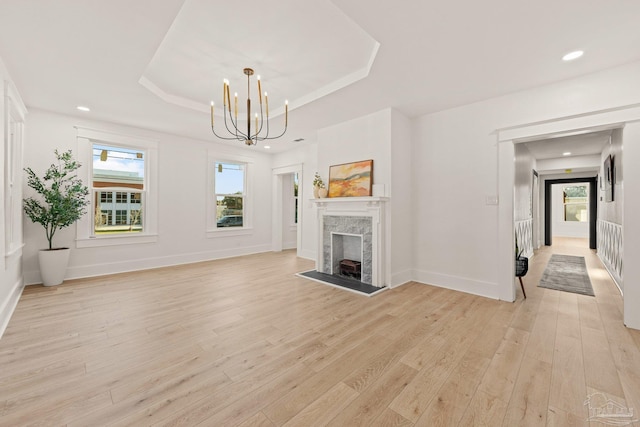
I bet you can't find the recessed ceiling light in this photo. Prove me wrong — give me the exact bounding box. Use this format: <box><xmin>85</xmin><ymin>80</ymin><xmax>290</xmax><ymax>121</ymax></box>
<box><xmin>76</xmin><ymin>105</ymin><xmax>91</xmax><ymax>112</ymax></box>
<box><xmin>563</xmin><ymin>152</ymin><xmax>572</xmax><ymax>156</ymax></box>
<box><xmin>264</xmin><ymin>145</ymin><xmax>271</xmax><ymax>149</ymax></box>
<box><xmin>562</xmin><ymin>50</ymin><xmax>583</xmax><ymax>61</ymax></box>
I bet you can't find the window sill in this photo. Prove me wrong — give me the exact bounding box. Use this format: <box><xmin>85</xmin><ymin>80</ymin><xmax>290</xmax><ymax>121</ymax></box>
<box><xmin>76</xmin><ymin>234</ymin><xmax>158</xmax><ymax>248</ymax></box>
<box><xmin>206</xmin><ymin>227</ymin><xmax>253</xmax><ymax>238</ymax></box>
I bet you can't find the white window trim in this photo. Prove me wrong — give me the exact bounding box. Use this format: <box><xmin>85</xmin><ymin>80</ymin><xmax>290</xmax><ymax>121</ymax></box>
<box><xmin>75</xmin><ymin>127</ymin><xmax>158</xmax><ymax>248</ymax></box>
<box><xmin>4</xmin><ymin>80</ymin><xmax>27</xmax><ymax>264</ymax></box>
<box><xmin>206</xmin><ymin>151</ymin><xmax>253</xmax><ymax>238</ymax></box>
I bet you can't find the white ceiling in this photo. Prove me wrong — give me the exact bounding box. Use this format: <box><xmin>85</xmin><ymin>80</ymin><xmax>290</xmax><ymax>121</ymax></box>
<box><xmin>1</xmin><ymin>0</ymin><xmax>640</xmax><ymax>153</ymax></box>
<box><xmin>524</xmin><ymin>130</ymin><xmax>612</xmax><ymax>160</ymax></box>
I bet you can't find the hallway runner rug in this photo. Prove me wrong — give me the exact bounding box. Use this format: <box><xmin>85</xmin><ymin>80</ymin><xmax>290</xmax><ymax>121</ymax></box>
<box><xmin>538</xmin><ymin>254</ymin><xmax>595</xmax><ymax>296</ymax></box>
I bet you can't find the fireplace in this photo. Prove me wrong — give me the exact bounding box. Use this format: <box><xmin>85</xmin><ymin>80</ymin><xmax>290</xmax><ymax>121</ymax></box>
<box><xmin>331</xmin><ymin>232</ymin><xmax>363</xmax><ymax>279</ymax></box>
<box><xmin>312</xmin><ymin>197</ymin><xmax>388</xmax><ymax>287</ymax></box>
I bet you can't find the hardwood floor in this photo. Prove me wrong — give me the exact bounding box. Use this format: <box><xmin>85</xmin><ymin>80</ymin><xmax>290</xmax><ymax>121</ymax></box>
<box><xmin>1</xmin><ymin>238</ymin><xmax>639</xmax><ymax>426</ymax></box>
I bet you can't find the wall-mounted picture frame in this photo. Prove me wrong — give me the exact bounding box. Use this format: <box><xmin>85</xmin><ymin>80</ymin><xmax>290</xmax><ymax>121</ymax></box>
<box><xmin>604</xmin><ymin>154</ymin><xmax>615</xmax><ymax>202</ymax></box>
<box><xmin>328</xmin><ymin>159</ymin><xmax>373</xmax><ymax>197</ymax></box>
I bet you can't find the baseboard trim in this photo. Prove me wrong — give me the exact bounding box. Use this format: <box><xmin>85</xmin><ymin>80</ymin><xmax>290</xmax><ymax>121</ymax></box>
<box><xmin>598</xmin><ymin>253</ymin><xmax>623</xmax><ymax>296</ymax></box>
<box><xmin>298</xmin><ymin>249</ymin><xmax>316</xmax><ymax>262</ymax></box>
<box><xmin>0</xmin><ymin>278</ymin><xmax>25</xmax><ymax>339</ymax></box>
<box><xmin>412</xmin><ymin>269</ymin><xmax>500</xmax><ymax>300</ymax></box>
<box><xmin>390</xmin><ymin>269</ymin><xmax>413</xmax><ymax>288</ymax></box>
<box><xmin>24</xmin><ymin>244</ymin><xmax>273</xmax><ymax>285</ymax></box>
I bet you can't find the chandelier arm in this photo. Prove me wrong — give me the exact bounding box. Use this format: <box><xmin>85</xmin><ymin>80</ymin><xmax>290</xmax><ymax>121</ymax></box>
<box><xmin>211</xmin><ymin>126</ymin><xmax>246</xmax><ymax>141</ymax></box>
<box><xmin>255</xmin><ymin>97</ymin><xmax>265</xmax><ymax>137</ymax></box>
<box><xmin>256</xmin><ymin>122</ymin><xmax>288</xmax><ymax>141</ymax></box>
<box><xmin>263</xmin><ymin>109</ymin><xmax>271</xmax><ymax>139</ymax></box>
<box><xmin>222</xmin><ymin>103</ymin><xmax>247</xmax><ymax>141</ymax></box>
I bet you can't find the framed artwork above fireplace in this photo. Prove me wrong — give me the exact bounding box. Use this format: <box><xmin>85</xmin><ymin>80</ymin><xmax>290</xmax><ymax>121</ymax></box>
<box><xmin>328</xmin><ymin>159</ymin><xmax>373</xmax><ymax>197</ymax></box>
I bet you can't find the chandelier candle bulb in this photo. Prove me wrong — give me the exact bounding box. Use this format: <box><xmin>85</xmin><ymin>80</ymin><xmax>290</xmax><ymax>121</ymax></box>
<box><xmin>265</xmin><ymin>92</ymin><xmax>269</xmax><ymax>117</ymax></box>
<box><xmin>234</xmin><ymin>92</ymin><xmax>238</xmax><ymax>118</ymax></box>
<box><xmin>210</xmin><ymin>102</ymin><xmax>214</xmax><ymax>126</ymax></box>
<box><xmin>224</xmin><ymin>79</ymin><xmax>230</xmax><ymax>108</ymax></box>
<box><xmin>257</xmin><ymin>76</ymin><xmax>262</xmax><ymax>104</ymax></box>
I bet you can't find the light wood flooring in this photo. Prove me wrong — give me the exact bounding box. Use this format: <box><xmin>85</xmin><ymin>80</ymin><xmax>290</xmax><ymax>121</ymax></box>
<box><xmin>1</xmin><ymin>237</ymin><xmax>639</xmax><ymax>426</ymax></box>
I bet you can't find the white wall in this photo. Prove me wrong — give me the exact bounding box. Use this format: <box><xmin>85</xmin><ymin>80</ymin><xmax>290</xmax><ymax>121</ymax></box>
<box><xmin>413</xmin><ymin>105</ymin><xmax>502</xmax><ymax>298</ymax></box>
<box><xmin>599</xmin><ymin>128</ymin><xmax>623</xmax><ymax>224</ymax></box>
<box><xmin>22</xmin><ymin>109</ymin><xmax>275</xmax><ymax>284</ymax></box>
<box><xmin>317</xmin><ymin>108</ymin><xmax>392</xmax><ymax>195</ymax></box>
<box><xmin>596</xmin><ymin>127</ymin><xmax>624</xmax><ymax>293</ymax></box>
<box><xmin>416</xmin><ymin>60</ymin><xmax>640</xmax><ymax>301</ymax></box>
<box><xmin>514</xmin><ymin>144</ymin><xmax>534</xmax><ymax>222</ymax></box>
<box><xmin>0</xmin><ymin>57</ymin><xmax>25</xmax><ymax>337</ymax></box>
<box><xmin>389</xmin><ymin>109</ymin><xmax>413</xmax><ymax>286</ymax></box>
<box><xmin>623</xmin><ymin>122</ymin><xmax>640</xmax><ymax>329</ymax></box>
<box><xmin>514</xmin><ymin>144</ymin><xmax>535</xmax><ymax>259</ymax></box>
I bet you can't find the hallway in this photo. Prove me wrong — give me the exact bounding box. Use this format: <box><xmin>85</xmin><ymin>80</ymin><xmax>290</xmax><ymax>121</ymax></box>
<box><xmin>513</xmin><ymin>236</ymin><xmax>639</xmax><ymax>424</ymax></box>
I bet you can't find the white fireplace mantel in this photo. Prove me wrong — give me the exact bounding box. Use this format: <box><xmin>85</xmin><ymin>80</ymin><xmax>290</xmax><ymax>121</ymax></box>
<box><xmin>311</xmin><ymin>196</ymin><xmax>389</xmax><ymax>207</ymax></box>
<box><xmin>312</xmin><ymin>196</ymin><xmax>389</xmax><ymax>287</ymax></box>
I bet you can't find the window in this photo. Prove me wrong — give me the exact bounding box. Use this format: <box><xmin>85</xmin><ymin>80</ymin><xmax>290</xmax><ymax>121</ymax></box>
<box><xmin>563</xmin><ymin>185</ymin><xmax>588</xmax><ymax>222</ymax></box>
<box><xmin>100</xmin><ymin>192</ymin><xmax>112</xmax><ymax>203</ymax></box>
<box><xmin>76</xmin><ymin>127</ymin><xmax>158</xmax><ymax>247</ymax></box>
<box><xmin>214</xmin><ymin>162</ymin><xmax>245</xmax><ymax>228</ymax></box>
<box><xmin>207</xmin><ymin>153</ymin><xmax>252</xmax><ymax>236</ymax></box>
<box><xmin>92</xmin><ymin>144</ymin><xmax>145</xmax><ymax>234</ymax></box>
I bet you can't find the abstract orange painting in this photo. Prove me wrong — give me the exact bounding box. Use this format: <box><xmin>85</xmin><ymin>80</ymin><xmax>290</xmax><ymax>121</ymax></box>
<box><xmin>328</xmin><ymin>160</ymin><xmax>373</xmax><ymax>197</ymax></box>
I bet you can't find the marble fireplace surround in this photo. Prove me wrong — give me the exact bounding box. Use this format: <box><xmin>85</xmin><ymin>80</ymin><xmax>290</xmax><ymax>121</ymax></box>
<box><xmin>312</xmin><ymin>197</ymin><xmax>388</xmax><ymax>287</ymax></box>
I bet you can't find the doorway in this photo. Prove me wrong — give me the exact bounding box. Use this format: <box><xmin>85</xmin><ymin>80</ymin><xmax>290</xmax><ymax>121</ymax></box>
<box><xmin>272</xmin><ymin>164</ymin><xmax>303</xmax><ymax>255</ymax></box>
<box><xmin>497</xmin><ymin>105</ymin><xmax>640</xmax><ymax>327</ymax></box>
<box><xmin>544</xmin><ymin>177</ymin><xmax>597</xmax><ymax>249</ymax></box>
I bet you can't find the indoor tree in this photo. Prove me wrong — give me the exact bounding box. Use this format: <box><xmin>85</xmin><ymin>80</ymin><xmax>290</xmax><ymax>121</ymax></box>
<box><xmin>23</xmin><ymin>149</ymin><xmax>90</xmax><ymax>250</ymax></box>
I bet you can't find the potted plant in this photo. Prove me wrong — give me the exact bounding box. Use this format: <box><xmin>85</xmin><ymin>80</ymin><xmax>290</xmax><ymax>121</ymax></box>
<box><xmin>313</xmin><ymin>172</ymin><xmax>327</xmax><ymax>198</ymax></box>
<box><xmin>23</xmin><ymin>149</ymin><xmax>90</xmax><ymax>286</ymax></box>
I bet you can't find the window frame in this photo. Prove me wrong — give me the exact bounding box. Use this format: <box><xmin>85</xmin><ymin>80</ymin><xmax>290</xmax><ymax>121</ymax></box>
<box><xmin>76</xmin><ymin>127</ymin><xmax>158</xmax><ymax>247</ymax></box>
<box><xmin>3</xmin><ymin>81</ymin><xmax>27</xmax><ymax>263</ymax></box>
<box><xmin>206</xmin><ymin>152</ymin><xmax>253</xmax><ymax>237</ymax></box>
<box><xmin>562</xmin><ymin>184</ymin><xmax>589</xmax><ymax>223</ymax></box>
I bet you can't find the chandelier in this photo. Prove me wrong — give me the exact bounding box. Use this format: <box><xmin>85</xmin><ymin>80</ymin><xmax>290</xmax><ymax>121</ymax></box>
<box><xmin>210</xmin><ymin>68</ymin><xmax>288</xmax><ymax>146</ymax></box>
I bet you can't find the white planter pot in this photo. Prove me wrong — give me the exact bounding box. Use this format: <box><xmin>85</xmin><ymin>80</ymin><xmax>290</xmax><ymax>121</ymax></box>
<box><xmin>38</xmin><ymin>248</ymin><xmax>71</xmax><ymax>286</ymax></box>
